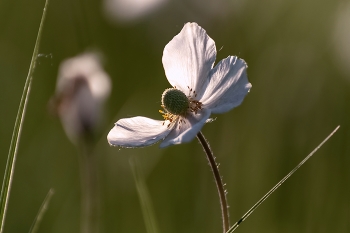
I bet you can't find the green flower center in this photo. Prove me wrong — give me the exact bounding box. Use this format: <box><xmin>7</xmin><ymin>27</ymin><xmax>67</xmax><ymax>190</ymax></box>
<box><xmin>161</xmin><ymin>88</ymin><xmax>189</xmax><ymax>115</ymax></box>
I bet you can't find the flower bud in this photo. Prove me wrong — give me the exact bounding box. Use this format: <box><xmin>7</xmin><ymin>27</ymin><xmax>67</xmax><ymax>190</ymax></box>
<box><xmin>53</xmin><ymin>53</ymin><xmax>111</xmax><ymax>143</ymax></box>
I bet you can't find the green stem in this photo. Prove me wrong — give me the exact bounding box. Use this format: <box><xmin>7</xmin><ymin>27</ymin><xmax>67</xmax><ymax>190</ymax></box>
<box><xmin>197</xmin><ymin>131</ymin><xmax>229</xmax><ymax>233</ymax></box>
<box><xmin>78</xmin><ymin>142</ymin><xmax>99</xmax><ymax>233</ymax></box>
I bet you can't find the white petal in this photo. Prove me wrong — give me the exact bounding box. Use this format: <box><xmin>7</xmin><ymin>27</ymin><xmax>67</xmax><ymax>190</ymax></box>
<box><xmin>162</xmin><ymin>23</ymin><xmax>216</xmax><ymax>94</ymax></box>
<box><xmin>159</xmin><ymin>109</ymin><xmax>211</xmax><ymax>148</ymax></box>
<box><xmin>107</xmin><ymin>116</ymin><xmax>171</xmax><ymax>148</ymax></box>
<box><xmin>200</xmin><ymin>56</ymin><xmax>252</xmax><ymax>114</ymax></box>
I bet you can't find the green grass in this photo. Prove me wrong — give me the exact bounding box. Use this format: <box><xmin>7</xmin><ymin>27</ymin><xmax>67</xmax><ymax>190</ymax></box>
<box><xmin>0</xmin><ymin>0</ymin><xmax>49</xmax><ymax>232</ymax></box>
<box><xmin>227</xmin><ymin>126</ymin><xmax>340</xmax><ymax>232</ymax></box>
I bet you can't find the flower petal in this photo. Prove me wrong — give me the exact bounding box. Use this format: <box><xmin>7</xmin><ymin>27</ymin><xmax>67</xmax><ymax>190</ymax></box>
<box><xmin>159</xmin><ymin>109</ymin><xmax>211</xmax><ymax>148</ymax></box>
<box><xmin>107</xmin><ymin>116</ymin><xmax>171</xmax><ymax>148</ymax></box>
<box><xmin>200</xmin><ymin>56</ymin><xmax>252</xmax><ymax>114</ymax></box>
<box><xmin>162</xmin><ymin>22</ymin><xmax>216</xmax><ymax>94</ymax></box>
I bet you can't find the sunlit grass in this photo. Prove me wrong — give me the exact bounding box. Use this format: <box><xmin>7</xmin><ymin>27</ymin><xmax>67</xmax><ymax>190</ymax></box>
<box><xmin>130</xmin><ymin>157</ymin><xmax>160</xmax><ymax>233</ymax></box>
<box><xmin>227</xmin><ymin>126</ymin><xmax>340</xmax><ymax>232</ymax></box>
<box><xmin>0</xmin><ymin>0</ymin><xmax>49</xmax><ymax>232</ymax></box>
<box><xmin>29</xmin><ymin>189</ymin><xmax>55</xmax><ymax>233</ymax></box>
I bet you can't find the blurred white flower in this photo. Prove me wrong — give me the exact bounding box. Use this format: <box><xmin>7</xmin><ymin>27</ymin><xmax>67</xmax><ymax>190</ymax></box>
<box><xmin>107</xmin><ymin>23</ymin><xmax>251</xmax><ymax>148</ymax></box>
<box><xmin>53</xmin><ymin>53</ymin><xmax>111</xmax><ymax>143</ymax></box>
<box><xmin>333</xmin><ymin>1</ymin><xmax>350</xmax><ymax>79</ymax></box>
<box><xmin>103</xmin><ymin>0</ymin><xmax>168</xmax><ymax>23</ymax></box>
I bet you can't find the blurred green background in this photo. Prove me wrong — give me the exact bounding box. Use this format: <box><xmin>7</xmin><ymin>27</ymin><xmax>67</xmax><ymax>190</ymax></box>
<box><xmin>0</xmin><ymin>0</ymin><xmax>349</xmax><ymax>232</ymax></box>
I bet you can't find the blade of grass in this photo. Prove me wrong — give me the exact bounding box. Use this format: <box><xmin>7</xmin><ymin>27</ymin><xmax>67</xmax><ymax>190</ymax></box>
<box><xmin>226</xmin><ymin>125</ymin><xmax>340</xmax><ymax>233</ymax></box>
<box><xmin>28</xmin><ymin>188</ymin><xmax>55</xmax><ymax>233</ymax></box>
<box><xmin>0</xmin><ymin>1</ymin><xmax>49</xmax><ymax>232</ymax></box>
<box><xmin>130</xmin><ymin>157</ymin><xmax>160</xmax><ymax>233</ymax></box>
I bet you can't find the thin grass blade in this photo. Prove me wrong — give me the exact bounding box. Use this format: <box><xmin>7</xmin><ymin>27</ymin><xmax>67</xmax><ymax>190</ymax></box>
<box><xmin>28</xmin><ymin>189</ymin><xmax>55</xmax><ymax>233</ymax></box>
<box><xmin>0</xmin><ymin>1</ymin><xmax>49</xmax><ymax>232</ymax></box>
<box><xmin>130</xmin><ymin>157</ymin><xmax>160</xmax><ymax>233</ymax></box>
<box><xmin>226</xmin><ymin>125</ymin><xmax>340</xmax><ymax>233</ymax></box>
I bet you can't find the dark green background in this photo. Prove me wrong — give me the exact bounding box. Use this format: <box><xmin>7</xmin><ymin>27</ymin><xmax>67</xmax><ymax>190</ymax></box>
<box><xmin>0</xmin><ymin>0</ymin><xmax>349</xmax><ymax>232</ymax></box>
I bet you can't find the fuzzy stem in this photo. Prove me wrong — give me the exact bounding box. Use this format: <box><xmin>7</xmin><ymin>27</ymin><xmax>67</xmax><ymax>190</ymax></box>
<box><xmin>197</xmin><ymin>131</ymin><xmax>229</xmax><ymax>233</ymax></box>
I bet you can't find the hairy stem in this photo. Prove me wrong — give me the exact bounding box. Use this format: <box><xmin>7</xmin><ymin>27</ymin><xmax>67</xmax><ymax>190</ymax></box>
<box><xmin>197</xmin><ymin>131</ymin><xmax>229</xmax><ymax>233</ymax></box>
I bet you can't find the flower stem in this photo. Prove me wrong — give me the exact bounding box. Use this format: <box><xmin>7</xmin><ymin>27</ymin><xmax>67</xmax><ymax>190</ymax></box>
<box><xmin>196</xmin><ymin>131</ymin><xmax>229</xmax><ymax>233</ymax></box>
<box><xmin>78</xmin><ymin>142</ymin><xmax>99</xmax><ymax>233</ymax></box>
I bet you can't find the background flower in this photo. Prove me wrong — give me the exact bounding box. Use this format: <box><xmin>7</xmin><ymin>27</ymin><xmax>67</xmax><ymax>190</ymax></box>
<box><xmin>52</xmin><ymin>53</ymin><xmax>111</xmax><ymax>143</ymax></box>
<box><xmin>103</xmin><ymin>0</ymin><xmax>169</xmax><ymax>24</ymax></box>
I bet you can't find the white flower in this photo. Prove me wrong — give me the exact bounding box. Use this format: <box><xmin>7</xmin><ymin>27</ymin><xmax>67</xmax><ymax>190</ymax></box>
<box><xmin>107</xmin><ymin>22</ymin><xmax>251</xmax><ymax>148</ymax></box>
<box><xmin>53</xmin><ymin>53</ymin><xmax>111</xmax><ymax>143</ymax></box>
<box><xmin>103</xmin><ymin>0</ymin><xmax>168</xmax><ymax>23</ymax></box>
